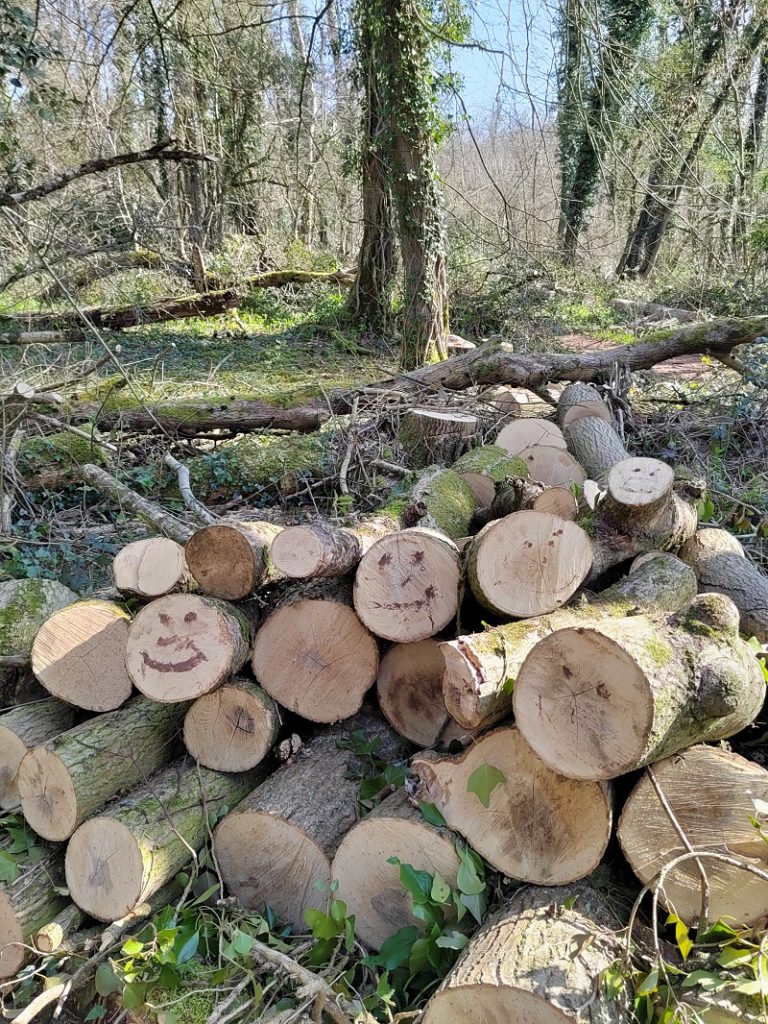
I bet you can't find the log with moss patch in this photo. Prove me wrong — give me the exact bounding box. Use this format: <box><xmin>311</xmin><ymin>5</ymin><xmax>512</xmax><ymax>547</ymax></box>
<box><xmin>0</xmin><ymin>844</ymin><xmax>71</xmax><ymax>978</ymax></box>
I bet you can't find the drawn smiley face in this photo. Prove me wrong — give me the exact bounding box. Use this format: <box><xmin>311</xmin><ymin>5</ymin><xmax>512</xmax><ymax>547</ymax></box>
<box><xmin>141</xmin><ymin>610</ymin><xmax>209</xmax><ymax>674</ymax></box>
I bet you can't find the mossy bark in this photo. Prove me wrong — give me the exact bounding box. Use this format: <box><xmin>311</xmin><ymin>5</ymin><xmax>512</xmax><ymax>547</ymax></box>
<box><xmin>0</xmin><ymin>579</ymin><xmax>79</xmax><ymax>664</ymax></box>
<box><xmin>409</xmin><ymin>467</ymin><xmax>478</xmax><ymax>539</ymax></box>
<box><xmin>0</xmin><ymin>845</ymin><xmax>71</xmax><ymax>978</ymax></box>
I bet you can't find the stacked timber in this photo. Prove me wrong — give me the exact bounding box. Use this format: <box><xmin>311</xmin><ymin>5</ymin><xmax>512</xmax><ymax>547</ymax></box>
<box><xmin>2</xmin><ymin>379</ymin><xmax>768</xmax><ymax>1021</ymax></box>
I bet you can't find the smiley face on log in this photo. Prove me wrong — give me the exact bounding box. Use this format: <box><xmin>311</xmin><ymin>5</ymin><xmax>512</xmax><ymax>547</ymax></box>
<box><xmin>141</xmin><ymin>610</ymin><xmax>209</xmax><ymax>674</ymax></box>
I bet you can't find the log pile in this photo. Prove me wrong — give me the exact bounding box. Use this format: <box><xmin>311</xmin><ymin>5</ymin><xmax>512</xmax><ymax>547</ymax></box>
<box><xmin>1</xmin><ymin>380</ymin><xmax>768</xmax><ymax>1024</ymax></box>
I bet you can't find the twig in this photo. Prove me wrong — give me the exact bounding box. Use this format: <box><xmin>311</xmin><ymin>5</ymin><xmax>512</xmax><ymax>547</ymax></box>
<box><xmin>0</xmin><ymin>426</ymin><xmax>23</xmax><ymax>533</ymax></box>
<box><xmin>78</xmin><ymin>463</ymin><xmax>193</xmax><ymax>543</ymax></box>
<box><xmin>163</xmin><ymin>452</ymin><xmax>217</xmax><ymax>525</ymax></box>
<box><xmin>13</xmin><ymin>981</ymin><xmax>71</xmax><ymax>1024</ymax></box>
<box><xmin>338</xmin><ymin>396</ymin><xmax>359</xmax><ymax>496</ymax></box>
<box><xmin>371</xmin><ymin>458</ymin><xmax>409</xmax><ymax>476</ymax></box>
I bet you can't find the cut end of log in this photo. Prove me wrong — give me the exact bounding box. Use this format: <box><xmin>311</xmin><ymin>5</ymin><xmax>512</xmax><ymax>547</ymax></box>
<box><xmin>0</xmin><ymin>893</ymin><xmax>24</xmax><ymax>978</ymax></box>
<box><xmin>113</xmin><ymin>537</ymin><xmax>189</xmax><ymax>598</ymax></box>
<box><xmin>376</xmin><ymin>639</ymin><xmax>448</xmax><ymax>746</ymax></box>
<box><xmin>530</xmin><ymin>486</ymin><xmax>579</xmax><ymax>520</ymax></box>
<box><xmin>514</xmin><ymin>625</ymin><xmax>653</xmax><ymax>779</ymax></box>
<box><xmin>468</xmin><ymin>511</ymin><xmax>593</xmax><ymax>618</ymax></box>
<box><xmin>561</xmin><ymin>400</ymin><xmax>612</xmax><ymax>428</ymax></box>
<box><xmin>270</xmin><ymin>524</ymin><xmax>356</xmax><ymax>579</ymax></box>
<box><xmin>424</xmin><ymin>986</ymin><xmax>571</xmax><ymax>1024</ymax></box>
<box><xmin>65</xmin><ymin>817</ymin><xmax>144</xmax><ymax>922</ymax></box>
<box><xmin>354</xmin><ymin>529</ymin><xmax>461</xmax><ymax>642</ymax></box>
<box><xmin>251</xmin><ymin>599</ymin><xmax>378</xmax><ymax>722</ymax></box>
<box><xmin>517</xmin><ymin>446</ymin><xmax>587</xmax><ymax>487</ymax></box>
<box><xmin>458</xmin><ymin>471</ymin><xmax>496</xmax><ymax>506</ymax></box>
<box><xmin>495</xmin><ymin>418</ymin><xmax>566</xmax><ymax>455</ymax></box>
<box><xmin>0</xmin><ymin>727</ymin><xmax>27</xmax><ymax>810</ymax></box>
<box><xmin>185</xmin><ymin>523</ymin><xmax>269</xmax><ymax>599</ymax></box>
<box><xmin>608</xmin><ymin>457</ymin><xmax>673</xmax><ymax>508</ymax></box>
<box><xmin>126</xmin><ymin>594</ymin><xmax>249</xmax><ymax>702</ymax></box>
<box><xmin>183</xmin><ymin>680</ymin><xmax>278</xmax><ymax>771</ymax></box>
<box><xmin>31</xmin><ymin>600</ymin><xmax>133</xmax><ymax>711</ymax></box>
<box><xmin>214</xmin><ymin>810</ymin><xmax>331</xmax><ymax>930</ymax></box>
<box><xmin>17</xmin><ymin>746</ymin><xmax>78</xmax><ymax>841</ymax></box>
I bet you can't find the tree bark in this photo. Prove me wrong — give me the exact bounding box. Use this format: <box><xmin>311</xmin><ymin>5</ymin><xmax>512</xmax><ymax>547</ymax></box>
<box><xmin>79</xmin><ymin>465</ymin><xmax>193</xmax><ymax>544</ymax></box>
<box><xmin>31</xmin><ymin>599</ymin><xmax>134</xmax><ymax>712</ymax></box>
<box><xmin>214</xmin><ymin>711</ymin><xmax>403</xmax><ymax>929</ymax></box>
<box><xmin>411</xmin><ymin>726</ymin><xmax>613</xmax><ymax>884</ymax></box>
<box><xmin>183</xmin><ymin>678</ymin><xmax>279</xmax><ymax>772</ymax></box>
<box><xmin>618</xmin><ymin>744</ymin><xmax>768</xmax><ymax>927</ymax></box>
<box><xmin>0</xmin><ymin>578</ymin><xmax>78</xmax><ymax>667</ymax></box>
<box><xmin>442</xmin><ymin>552</ymin><xmax>697</xmax><ymax>731</ymax></box>
<box><xmin>0</xmin><ymin>846</ymin><xmax>70</xmax><ymax>978</ymax></box>
<box><xmin>422</xmin><ymin>884</ymin><xmax>631</xmax><ymax>1023</ymax></box>
<box><xmin>185</xmin><ymin>521</ymin><xmax>283</xmax><ymax>600</ymax></box>
<box><xmin>16</xmin><ymin>696</ymin><xmax>187</xmax><ymax>841</ymax></box>
<box><xmin>331</xmin><ymin>789</ymin><xmax>460</xmax><ymax>949</ymax></box>
<box><xmin>0</xmin><ymin>699</ymin><xmax>76</xmax><ymax>810</ymax></box>
<box><xmin>64</xmin><ymin>758</ymin><xmax>263</xmax><ymax>922</ymax></box>
<box><xmin>514</xmin><ymin>593</ymin><xmax>765</xmax><ymax>780</ymax></box>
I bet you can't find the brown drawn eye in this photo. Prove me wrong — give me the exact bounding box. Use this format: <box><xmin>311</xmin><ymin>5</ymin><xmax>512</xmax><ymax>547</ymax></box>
<box><xmin>159</xmin><ymin>613</ymin><xmax>171</xmax><ymax>626</ymax></box>
<box><xmin>184</xmin><ymin>611</ymin><xmax>197</xmax><ymax>623</ymax></box>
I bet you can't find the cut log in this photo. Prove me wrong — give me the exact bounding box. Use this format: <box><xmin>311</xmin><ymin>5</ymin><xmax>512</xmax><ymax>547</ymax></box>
<box><xmin>17</xmin><ymin>696</ymin><xmax>186</xmax><ymax>841</ymax></box>
<box><xmin>185</xmin><ymin>521</ymin><xmax>282</xmax><ymax>600</ymax></box>
<box><xmin>557</xmin><ymin>382</ymin><xmax>611</xmax><ymax>426</ymax></box>
<box><xmin>411</xmin><ymin>726</ymin><xmax>612</xmax><ymax>883</ymax></box>
<box><xmin>467</xmin><ymin>510</ymin><xmax>593</xmax><ymax>618</ymax></box>
<box><xmin>32</xmin><ymin>902</ymin><xmax>86</xmax><ymax>956</ymax></box>
<box><xmin>113</xmin><ymin>537</ymin><xmax>192</xmax><ymax>598</ymax></box>
<box><xmin>516</xmin><ymin>445</ymin><xmax>587</xmax><ymax>487</ymax></box>
<box><xmin>561</xmin><ymin>400</ymin><xmax>612</xmax><ymax>428</ymax></box>
<box><xmin>495</xmin><ymin>418</ymin><xmax>566</xmax><ymax>455</ymax></box>
<box><xmin>125</xmin><ymin>594</ymin><xmax>250</xmax><ymax>702</ymax></box>
<box><xmin>618</xmin><ymin>745</ymin><xmax>768</xmax><ymax>927</ymax></box>
<box><xmin>0</xmin><ymin>329</ymin><xmax>86</xmax><ymax>346</ymax></box>
<box><xmin>0</xmin><ymin>699</ymin><xmax>76</xmax><ymax>810</ymax></box>
<box><xmin>0</xmin><ymin>847</ymin><xmax>70</xmax><ymax>978</ymax></box>
<box><xmin>407</xmin><ymin>468</ymin><xmax>479</xmax><ymax>539</ymax></box>
<box><xmin>398</xmin><ymin>408</ymin><xmax>479</xmax><ymax>467</ymax></box>
<box><xmin>332</xmin><ymin>789</ymin><xmax>460</xmax><ymax>949</ymax></box>
<box><xmin>183</xmin><ymin>678</ymin><xmax>279</xmax><ymax>771</ymax></box>
<box><xmin>564</xmin><ymin>416</ymin><xmax>628</xmax><ymax>480</ymax></box>
<box><xmin>442</xmin><ymin>552</ymin><xmax>697</xmax><ymax>731</ymax></box>
<box><xmin>214</xmin><ymin>712</ymin><xmax>402</xmax><ymax>930</ymax></box>
<box><xmin>376</xmin><ymin>639</ymin><xmax>449</xmax><ymax>746</ymax></box>
<box><xmin>680</xmin><ymin>528</ymin><xmax>768</xmax><ymax>640</ymax></box>
<box><xmin>531</xmin><ymin>486</ymin><xmax>579</xmax><ymax>519</ymax></box>
<box><xmin>354</xmin><ymin>528</ymin><xmax>462</xmax><ymax>642</ymax></box>
<box><xmin>514</xmin><ymin>592</ymin><xmax>765</xmax><ymax>781</ymax></box>
<box><xmin>451</xmin><ymin>446</ymin><xmax>527</xmax><ymax>506</ymax></box>
<box><xmin>589</xmin><ymin>456</ymin><xmax>698</xmax><ymax>580</ymax></box>
<box><xmin>31</xmin><ymin>600</ymin><xmax>133</xmax><ymax>711</ymax></box>
<box><xmin>270</xmin><ymin>516</ymin><xmax>398</xmax><ymax>581</ymax></box>
<box><xmin>64</xmin><ymin>758</ymin><xmax>262</xmax><ymax>923</ymax></box>
<box><xmin>422</xmin><ymin>884</ymin><xmax>630</xmax><ymax>1024</ymax></box>
<box><xmin>0</xmin><ymin>578</ymin><xmax>78</xmax><ymax>667</ymax></box>
<box><xmin>251</xmin><ymin>589</ymin><xmax>378</xmax><ymax>723</ymax></box>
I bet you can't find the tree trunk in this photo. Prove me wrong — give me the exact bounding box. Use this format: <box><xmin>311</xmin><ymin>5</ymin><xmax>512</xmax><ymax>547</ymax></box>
<box><xmin>64</xmin><ymin>758</ymin><xmax>263</xmax><ymax>923</ymax></box>
<box><xmin>185</xmin><ymin>522</ymin><xmax>283</xmax><ymax>600</ymax></box>
<box><xmin>354</xmin><ymin>528</ymin><xmax>462</xmax><ymax>642</ymax></box>
<box><xmin>398</xmin><ymin>408</ymin><xmax>479</xmax><ymax>468</ymax></box>
<box><xmin>0</xmin><ymin>330</ymin><xmax>86</xmax><ymax>346</ymax></box>
<box><xmin>422</xmin><ymin>884</ymin><xmax>631</xmax><ymax>1023</ymax></box>
<box><xmin>0</xmin><ymin>700</ymin><xmax>76</xmax><ymax>810</ymax></box>
<box><xmin>183</xmin><ymin>678</ymin><xmax>279</xmax><ymax>772</ymax></box>
<box><xmin>514</xmin><ymin>593</ymin><xmax>765</xmax><ymax>780</ymax></box>
<box><xmin>467</xmin><ymin>510</ymin><xmax>593</xmax><ymax>618</ymax></box>
<box><xmin>251</xmin><ymin>589</ymin><xmax>379</xmax><ymax>723</ymax></box>
<box><xmin>411</xmin><ymin>727</ymin><xmax>613</xmax><ymax>884</ymax></box>
<box><xmin>0</xmin><ymin>579</ymin><xmax>78</xmax><ymax>667</ymax></box>
<box><xmin>563</xmin><ymin>416</ymin><xmax>628</xmax><ymax>480</ymax></box>
<box><xmin>125</xmin><ymin>594</ymin><xmax>250</xmax><ymax>703</ymax></box>
<box><xmin>270</xmin><ymin>518</ymin><xmax>396</xmax><ymax>581</ymax></box>
<box><xmin>0</xmin><ymin>847</ymin><xmax>70</xmax><ymax>978</ymax></box>
<box><xmin>680</xmin><ymin>528</ymin><xmax>768</xmax><ymax>640</ymax></box>
<box><xmin>442</xmin><ymin>552</ymin><xmax>697</xmax><ymax>731</ymax></box>
<box><xmin>618</xmin><ymin>744</ymin><xmax>768</xmax><ymax>927</ymax></box>
<box><xmin>376</xmin><ymin>638</ymin><xmax>449</xmax><ymax>746</ymax></box>
<box><xmin>331</xmin><ymin>789</ymin><xmax>460</xmax><ymax>949</ymax></box>
<box><xmin>113</xmin><ymin>538</ymin><xmax>192</xmax><ymax>599</ymax></box>
<box><xmin>214</xmin><ymin>711</ymin><xmax>402</xmax><ymax>930</ymax></box>
<box><xmin>407</xmin><ymin>468</ymin><xmax>479</xmax><ymax>539</ymax></box>
<box><xmin>31</xmin><ymin>600</ymin><xmax>134</xmax><ymax>712</ymax></box>
<box><xmin>16</xmin><ymin>696</ymin><xmax>187</xmax><ymax>841</ymax></box>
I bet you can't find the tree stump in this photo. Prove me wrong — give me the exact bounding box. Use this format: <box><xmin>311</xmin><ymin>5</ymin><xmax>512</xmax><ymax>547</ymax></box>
<box><xmin>443</xmin><ymin>552</ymin><xmax>697</xmax><ymax>731</ymax></box>
<box><xmin>680</xmin><ymin>528</ymin><xmax>768</xmax><ymax>640</ymax></box>
<box><xmin>125</xmin><ymin>594</ymin><xmax>250</xmax><ymax>702</ymax></box>
<box><xmin>0</xmin><ymin>699</ymin><xmax>76</xmax><ymax>810</ymax></box>
<box><xmin>64</xmin><ymin>758</ymin><xmax>263</xmax><ymax>922</ymax></box>
<box><xmin>354</xmin><ymin>528</ymin><xmax>462</xmax><ymax>642</ymax></box>
<box><xmin>332</xmin><ymin>789</ymin><xmax>461</xmax><ymax>949</ymax></box>
<box><xmin>31</xmin><ymin>600</ymin><xmax>133</xmax><ymax>711</ymax></box>
<box><xmin>422</xmin><ymin>884</ymin><xmax>630</xmax><ymax>1023</ymax></box>
<box><xmin>398</xmin><ymin>408</ymin><xmax>479</xmax><ymax>467</ymax></box>
<box><xmin>376</xmin><ymin>639</ymin><xmax>449</xmax><ymax>746</ymax></box>
<box><xmin>113</xmin><ymin>537</ymin><xmax>192</xmax><ymax>598</ymax></box>
<box><xmin>514</xmin><ymin>593</ymin><xmax>765</xmax><ymax>780</ymax></box>
<box><xmin>495</xmin><ymin>418</ymin><xmax>566</xmax><ymax>455</ymax></box>
<box><xmin>618</xmin><ymin>745</ymin><xmax>768</xmax><ymax>927</ymax></box>
<box><xmin>17</xmin><ymin>696</ymin><xmax>187</xmax><ymax>841</ymax></box>
<box><xmin>467</xmin><ymin>510</ymin><xmax>593</xmax><ymax>618</ymax></box>
<box><xmin>183</xmin><ymin>678</ymin><xmax>279</xmax><ymax>771</ymax></box>
<box><xmin>411</xmin><ymin>727</ymin><xmax>612</xmax><ymax>884</ymax></box>
<box><xmin>214</xmin><ymin>712</ymin><xmax>402</xmax><ymax>930</ymax></box>
<box><xmin>185</xmin><ymin>521</ymin><xmax>283</xmax><ymax>600</ymax></box>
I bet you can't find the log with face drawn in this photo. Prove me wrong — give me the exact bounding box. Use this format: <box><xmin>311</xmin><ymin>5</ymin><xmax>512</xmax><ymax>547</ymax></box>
<box><xmin>125</xmin><ymin>594</ymin><xmax>250</xmax><ymax>702</ymax></box>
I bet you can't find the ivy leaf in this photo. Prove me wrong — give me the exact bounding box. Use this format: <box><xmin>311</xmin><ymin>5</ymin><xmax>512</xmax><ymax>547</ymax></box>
<box><xmin>458</xmin><ymin>890</ymin><xmax>486</xmax><ymax>924</ymax></box>
<box><xmin>430</xmin><ymin>873</ymin><xmax>451</xmax><ymax>904</ymax></box>
<box><xmin>121</xmin><ymin>982</ymin><xmax>147</xmax><ymax>1010</ymax></box>
<box><xmin>0</xmin><ymin>852</ymin><xmax>19</xmax><ymax>884</ymax></box>
<box><xmin>305</xmin><ymin>909</ymin><xmax>341</xmax><ymax>940</ymax></box>
<box><xmin>121</xmin><ymin>938</ymin><xmax>143</xmax><ymax>956</ymax></box>
<box><xmin>95</xmin><ymin>962</ymin><xmax>121</xmax><ymax>997</ymax></box>
<box><xmin>85</xmin><ymin>1007</ymin><xmax>108</xmax><ymax>1021</ymax></box>
<box><xmin>635</xmin><ymin>968</ymin><xmax>659</xmax><ymax>995</ymax></box>
<box><xmin>231</xmin><ymin>930</ymin><xmax>254</xmax><ymax>956</ymax></box>
<box><xmin>419</xmin><ymin>801</ymin><xmax>446</xmax><ymax>827</ymax></box>
<box><xmin>466</xmin><ymin>764</ymin><xmax>506</xmax><ymax>808</ymax></box>
<box><xmin>666</xmin><ymin>913</ymin><xmax>693</xmax><ymax>960</ymax></box>
<box><xmin>176</xmin><ymin>930</ymin><xmax>200</xmax><ymax>965</ymax></box>
<box><xmin>455</xmin><ymin>846</ymin><xmax>485</xmax><ymax>896</ymax></box>
<box><xmin>435</xmin><ymin>929</ymin><xmax>469</xmax><ymax>950</ymax></box>
<box><xmin>372</xmin><ymin>926</ymin><xmax>420</xmax><ymax>970</ymax></box>
<box><xmin>681</xmin><ymin>970</ymin><xmax>729</xmax><ymax>991</ymax></box>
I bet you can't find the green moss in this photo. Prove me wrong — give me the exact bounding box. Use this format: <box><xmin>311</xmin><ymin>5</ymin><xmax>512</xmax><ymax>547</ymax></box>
<box><xmin>19</xmin><ymin>426</ymin><xmax>109</xmax><ymax>475</ymax></box>
<box><xmin>412</xmin><ymin>467</ymin><xmax>478</xmax><ymax>539</ymax></box>
<box><xmin>147</xmin><ymin>989</ymin><xmax>216</xmax><ymax>1024</ymax></box>
<box><xmin>452</xmin><ymin>446</ymin><xmax>528</xmax><ymax>481</ymax></box>
<box><xmin>644</xmin><ymin>637</ymin><xmax>673</xmax><ymax>666</ymax></box>
<box><xmin>0</xmin><ymin>578</ymin><xmax>77</xmax><ymax>657</ymax></box>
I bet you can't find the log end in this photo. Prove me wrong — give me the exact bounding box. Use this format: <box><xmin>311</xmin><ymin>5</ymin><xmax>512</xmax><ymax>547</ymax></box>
<box><xmin>608</xmin><ymin>457</ymin><xmax>673</xmax><ymax>508</ymax></box>
<box><xmin>0</xmin><ymin>726</ymin><xmax>27</xmax><ymax>810</ymax></box>
<box><xmin>183</xmin><ymin>682</ymin><xmax>277</xmax><ymax>771</ymax></box>
<box><xmin>185</xmin><ymin>525</ymin><xmax>261</xmax><ymax>599</ymax></box>
<box><xmin>376</xmin><ymin>639</ymin><xmax>448</xmax><ymax>746</ymax></box>
<box><xmin>0</xmin><ymin>893</ymin><xmax>24</xmax><ymax>978</ymax></box>
<box><xmin>113</xmin><ymin>537</ymin><xmax>188</xmax><ymax>598</ymax></box>
<box><xmin>270</xmin><ymin>524</ymin><xmax>335</xmax><ymax>578</ymax></box>
<box><xmin>65</xmin><ymin>817</ymin><xmax>144</xmax><ymax>922</ymax></box>
<box><xmin>17</xmin><ymin>746</ymin><xmax>79</xmax><ymax>841</ymax></box>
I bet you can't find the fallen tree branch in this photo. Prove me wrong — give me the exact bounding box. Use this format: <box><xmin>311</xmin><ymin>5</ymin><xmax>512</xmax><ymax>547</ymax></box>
<box><xmin>162</xmin><ymin>452</ymin><xmax>217</xmax><ymax>524</ymax></box>
<box><xmin>78</xmin><ymin>463</ymin><xmax>193</xmax><ymax>543</ymax></box>
<box><xmin>0</xmin><ymin>330</ymin><xmax>85</xmax><ymax>346</ymax></box>
<box><xmin>68</xmin><ymin>316</ymin><xmax>768</xmax><ymax>437</ymax></box>
<box><xmin>0</xmin><ymin>139</ymin><xmax>213</xmax><ymax>208</ymax></box>
<box><xmin>609</xmin><ymin>297</ymin><xmax>702</xmax><ymax>323</ymax></box>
